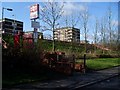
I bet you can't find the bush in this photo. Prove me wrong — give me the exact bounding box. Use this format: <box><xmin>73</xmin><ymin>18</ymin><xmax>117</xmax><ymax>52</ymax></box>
<box><xmin>2</xmin><ymin>40</ymin><xmax>44</xmax><ymax>74</ymax></box>
<box><xmin>96</xmin><ymin>54</ymin><xmax>120</xmax><ymax>58</ymax></box>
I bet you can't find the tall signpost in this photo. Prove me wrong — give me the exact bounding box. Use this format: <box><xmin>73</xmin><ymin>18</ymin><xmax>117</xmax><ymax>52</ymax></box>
<box><xmin>30</xmin><ymin>4</ymin><xmax>39</xmax><ymax>46</ymax></box>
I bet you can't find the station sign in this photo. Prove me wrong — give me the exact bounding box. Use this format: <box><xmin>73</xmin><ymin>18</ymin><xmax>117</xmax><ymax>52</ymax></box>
<box><xmin>30</xmin><ymin>4</ymin><xmax>39</xmax><ymax>19</ymax></box>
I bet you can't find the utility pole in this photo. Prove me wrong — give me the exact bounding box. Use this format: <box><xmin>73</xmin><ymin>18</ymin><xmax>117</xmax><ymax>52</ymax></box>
<box><xmin>1</xmin><ymin>7</ymin><xmax>13</xmax><ymax>33</ymax></box>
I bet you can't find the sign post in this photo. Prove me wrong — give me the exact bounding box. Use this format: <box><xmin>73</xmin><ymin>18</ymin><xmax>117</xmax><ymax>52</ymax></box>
<box><xmin>83</xmin><ymin>53</ymin><xmax>86</xmax><ymax>74</ymax></box>
<box><xmin>33</xmin><ymin>28</ymin><xmax>38</xmax><ymax>43</ymax></box>
<box><xmin>30</xmin><ymin>4</ymin><xmax>39</xmax><ymax>46</ymax></box>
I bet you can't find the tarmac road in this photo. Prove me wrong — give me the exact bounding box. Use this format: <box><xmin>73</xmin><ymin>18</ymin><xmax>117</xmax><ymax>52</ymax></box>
<box><xmin>3</xmin><ymin>66</ymin><xmax>120</xmax><ymax>90</ymax></box>
<box><xmin>78</xmin><ymin>75</ymin><xmax>120</xmax><ymax>90</ymax></box>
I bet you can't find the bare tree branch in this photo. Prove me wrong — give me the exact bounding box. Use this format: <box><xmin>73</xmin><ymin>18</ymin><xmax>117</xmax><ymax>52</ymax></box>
<box><xmin>80</xmin><ymin>8</ymin><xmax>89</xmax><ymax>53</ymax></box>
<box><xmin>40</xmin><ymin>0</ymin><xmax>64</xmax><ymax>51</ymax></box>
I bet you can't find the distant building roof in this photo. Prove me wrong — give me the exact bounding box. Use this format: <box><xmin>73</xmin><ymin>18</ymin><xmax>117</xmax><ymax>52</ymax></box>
<box><xmin>55</xmin><ymin>27</ymin><xmax>79</xmax><ymax>31</ymax></box>
<box><xmin>25</xmin><ymin>31</ymin><xmax>43</xmax><ymax>34</ymax></box>
<box><xmin>0</xmin><ymin>18</ymin><xmax>23</xmax><ymax>24</ymax></box>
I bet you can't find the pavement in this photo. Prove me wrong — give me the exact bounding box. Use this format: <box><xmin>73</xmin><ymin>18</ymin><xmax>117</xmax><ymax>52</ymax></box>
<box><xmin>4</xmin><ymin>66</ymin><xmax>120</xmax><ymax>90</ymax></box>
<box><xmin>80</xmin><ymin>75</ymin><xmax>120</xmax><ymax>90</ymax></box>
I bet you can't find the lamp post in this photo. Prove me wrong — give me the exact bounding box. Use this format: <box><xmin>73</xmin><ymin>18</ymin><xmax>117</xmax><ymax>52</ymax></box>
<box><xmin>12</xmin><ymin>14</ymin><xmax>17</xmax><ymax>35</ymax></box>
<box><xmin>1</xmin><ymin>7</ymin><xmax>13</xmax><ymax>33</ymax></box>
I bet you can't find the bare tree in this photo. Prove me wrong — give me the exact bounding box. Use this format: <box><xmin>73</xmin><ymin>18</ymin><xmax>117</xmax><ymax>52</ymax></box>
<box><xmin>94</xmin><ymin>17</ymin><xmax>99</xmax><ymax>53</ymax></box>
<box><xmin>116</xmin><ymin>27</ymin><xmax>119</xmax><ymax>52</ymax></box>
<box><xmin>107</xmin><ymin>6</ymin><xmax>117</xmax><ymax>51</ymax></box>
<box><xmin>100</xmin><ymin>16</ymin><xmax>107</xmax><ymax>54</ymax></box>
<box><xmin>65</xmin><ymin>15</ymin><xmax>69</xmax><ymax>27</ymax></box>
<box><xmin>111</xmin><ymin>28</ymin><xmax>118</xmax><ymax>50</ymax></box>
<box><xmin>40</xmin><ymin>0</ymin><xmax>64</xmax><ymax>52</ymax></box>
<box><xmin>71</xmin><ymin>13</ymin><xmax>80</xmax><ymax>28</ymax></box>
<box><xmin>106</xmin><ymin>6</ymin><xmax>118</xmax><ymax>52</ymax></box>
<box><xmin>62</xmin><ymin>10</ymin><xmax>81</xmax><ymax>53</ymax></box>
<box><xmin>108</xmin><ymin>6</ymin><xmax>112</xmax><ymax>51</ymax></box>
<box><xmin>80</xmin><ymin>8</ymin><xmax>89</xmax><ymax>53</ymax></box>
<box><xmin>64</xmin><ymin>11</ymin><xmax>81</xmax><ymax>28</ymax></box>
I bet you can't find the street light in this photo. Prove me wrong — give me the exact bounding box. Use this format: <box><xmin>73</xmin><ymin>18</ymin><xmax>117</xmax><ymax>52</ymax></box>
<box><xmin>1</xmin><ymin>7</ymin><xmax>13</xmax><ymax>33</ymax></box>
<box><xmin>5</xmin><ymin>8</ymin><xmax>13</xmax><ymax>11</ymax></box>
<box><xmin>12</xmin><ymin>14</ymin><xmax>17</xmax><ymax>35</ymax></box>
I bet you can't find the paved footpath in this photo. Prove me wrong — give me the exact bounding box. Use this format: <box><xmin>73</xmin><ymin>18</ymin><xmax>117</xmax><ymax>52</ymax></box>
<box><xmin>8</xmin><ymin>66</ymin><xmax>120</xmax><ymax>90</ymax></box>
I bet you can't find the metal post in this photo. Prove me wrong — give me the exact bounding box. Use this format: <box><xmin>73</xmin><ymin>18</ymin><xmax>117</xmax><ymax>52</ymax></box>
<box><xmin>73</xmin><ymin>54</ymin><xmax>75</xmax><ymax>73</ymax></box>
<box><xmin>1</xmin><ymin>7</ymin><xmax>4</xmax><ymax>33</ymax></box>
<box><xmin>83</xmin><ymin>53</ymin><xmax>86</xmax><ymax>73</ymax></box>
<box><xmin>12</xmin><ymin>15</ymin><xmax>16</xmax><ymax>35</ymax></box>
<box><xmin>33</xmin><ymin>19</ymin><xmax>38</xmax><ymax>47</ymax></box>
<box><xmin>53</xmin><ymin>29</ymin><xmax>55</xmax><ymax>52</ymax></box>
<box><xmin>1</xmin><ymin>7</ymin><xmax>13</xmax><ymax>33</ymax></box>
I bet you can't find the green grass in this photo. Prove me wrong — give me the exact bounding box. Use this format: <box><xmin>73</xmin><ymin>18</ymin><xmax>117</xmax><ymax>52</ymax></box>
<box><xmin>76</xmin><ymin>58</ymin><xmax>120</xmax><ymax>70</ymax></box>
<box><xmin>41</xmin><ymin>39</ymin><xmax>84</xmax><ymax>53</ymax></box>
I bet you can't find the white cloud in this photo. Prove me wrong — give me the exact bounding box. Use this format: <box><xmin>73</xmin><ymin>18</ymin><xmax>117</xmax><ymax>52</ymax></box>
<box><xmin>1</xmin><ymin>0</ymin><xmax>119</xmax><ymax>2</ymax></box>
<box><xmin>62</xmin><ymin>2</ymin><xmax>87</xmax><ymax>16</ymax></box>
<box><xmin>111</xmin><ymin>20</ymin><xmax>118</xmax><ymax>26</ymax></box>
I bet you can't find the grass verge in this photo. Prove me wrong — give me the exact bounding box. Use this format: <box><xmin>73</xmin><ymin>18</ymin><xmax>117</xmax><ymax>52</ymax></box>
<box><xmin>76</xmin><ymin>58</ymin><xmax>120</xmax><ymax>70</ymax></box>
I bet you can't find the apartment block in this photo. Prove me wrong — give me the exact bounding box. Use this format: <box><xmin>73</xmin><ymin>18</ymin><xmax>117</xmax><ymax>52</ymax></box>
<box><xmin>54</xmin><ymin>27</ymin><xmax>80</xmax><ymax>43</ymax></box>
<box><xmin>0</xmin><ymin>18</ymin><xmax>23</xmax><ymax>34</ymax></box>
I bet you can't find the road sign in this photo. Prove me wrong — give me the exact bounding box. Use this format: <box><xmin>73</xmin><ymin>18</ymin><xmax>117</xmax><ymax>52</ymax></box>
<box><xmin>31</xmin><ymin>21</ymin><xmax>40</xmax><ymax>28</ymax></box>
